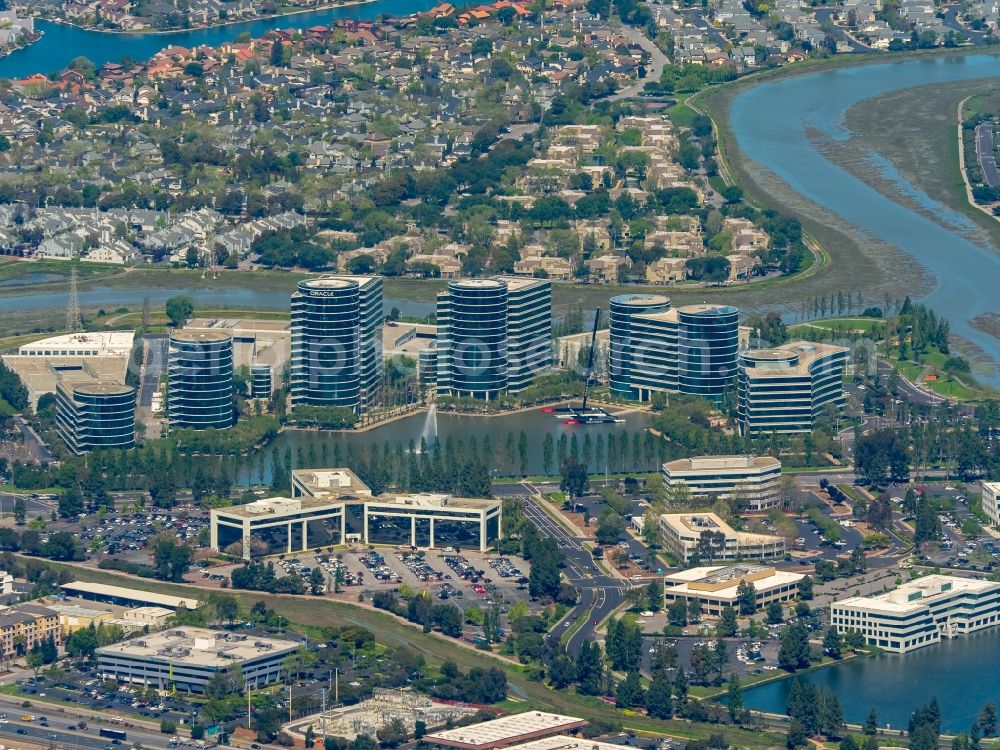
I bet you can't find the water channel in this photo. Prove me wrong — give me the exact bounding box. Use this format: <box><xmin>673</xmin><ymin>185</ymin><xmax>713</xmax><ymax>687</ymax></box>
<box><xmin>0</xmin><ymin>0</ymin><xmax>441</xmax><ymax>79</ymax></box>
<box><xmin>730</xmin><ymin>53</ymin><xmax>1000</xmax><ymax>386</ymax></box>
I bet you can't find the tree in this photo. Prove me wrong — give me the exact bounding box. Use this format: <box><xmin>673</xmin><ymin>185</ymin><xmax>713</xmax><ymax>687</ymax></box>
<box><xmin>823</xmin><ymin>627</ymin><xmax>842</xmax><ymax>659</ymax></box>
<box><xmin>727</xmin><ymin>675</ymin><xmax>744</xmax><ymax>723</ymax></box>
<box><xmin>13</xmin><ymin>497</ymin><xmax>25</xmax><ymax>525</ymax></box>
<box><xmin>645</xmin><ymin>670</ymin><xmax>673</xmax><ymax>719</ymax></box>
<box><xmin>165</xmin><ymin>295</ymin><xmax>194</xmax><ymax>327</ymax></box>
<box><xmin>667</xmin><ymin>597</ymin><xmax>688</xmax><ymax>627</ymax></box>
<box><xmin>766</xmin><ymin>601</ymin><xmax>784</xmax><ymax>624</ymax></box>
<box><xmin>58</xmin><ymin>486</ymin><xmax>83</xmax><ymax>519</ymax></box>
<box><xmin>864</xmin><ymin>708</ymin><xmax>878</xmax><ymax>736</ymax></box>
<box><xmin>595</xmin><ymin>510</ymin><xmax>625</xmax><ymax>545</ymax></box>
<box><xmin>559</xmin><ymin>459</ymin><xmax>588</xmax><ymax>499</ymax></box>
<box><xmin>980</xmin><ymin>702</ymin><xmax>997</xmax><ymax>737</ymax></box>
<box><xmin>645</xmin><ymin>580</ymin><xmax>663</xmax><ymax>612</ymax></box>
<box><xmin>799</xmin><ymin>575</ymin><xmax>814</xmax><ymax>600</ymax></box>
<box><xmin>717</xmin><ymin>606</ymin><xmax>738</xmax><ymax>637</ymax></box>
<box><xmin>736</xmin><ymin>580</ymin><xmax>757</xmax><ymax>615</ymax></box>
<box><xmin>152</xmin><ymin>537</ymin><xmax>192</xmax><ymax>582</ymax></box>
<box><xmin>309</xmin><ymin>567</ymin><xmax>325</xmax><ymax>595</ymax></box>
<box><xmin>778</xmin><ymin>623</ymin><xmax>812</xmax><ymax>671</ymax></box>
<box><xmin>616</xmin><ymin>670</ymin><xmax>644</xmax><ymax>708</ymax></box>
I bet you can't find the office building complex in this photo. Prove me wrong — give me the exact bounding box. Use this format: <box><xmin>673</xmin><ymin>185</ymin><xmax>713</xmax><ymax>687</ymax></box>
<box><xmin>661</xmin><ymin>455</ymin><xmax>782</xmax><ymax>512</ymax></box>
<box><xmin>663</xmin><ymin>565</ymin><xmax>803</xmax><ymax>617</ymax></box>
<box><xmin>290</xmin><ymin>275</ymin><xmax>383</xmax><ymax>413</ymax></box>
<box><xmin>55</xmin><ymin>381</ymin><xmax>135</xmax><ymax>454</ymax></box>
<box><xmin>2</xmin><ymin>331</ymin><xmax>134</xmax><ymax>408</ymax></box>
<box><xmin>982</xmin><ymin>482</ymin><xmax>1000</xmax><ymax>527</ymax></box>
<box><xmin>96</xmin><ymin>628</ymin><xmax>299</xmax><ymax>693</ymax></box>
<box><xmin>435</xmin><ymin>277</ymin><xmax>551</xmax><ymax>399</ymax></box>
<box><xmin>831</xmin><ymin>575</ymin><xmax>1000</xmax><ymax>653</ymax></box>
<box><xmin>182</xmin><ymin>317</ymin><xmax>291</xmax><ymax>399</ymax></box>
<box><xmin>738</xmin><ymin>341</ymin><xmax>849</xmax><ymax>435</ymax></box>
<box><xmin>168</xmin><ymin>330</ymin><xmax>234</xmax><ymax>430</ymax></box>
<box><xmin>658</xmin><ymin>512</ymin><xmax>784</xmax><ymax>564</ymax></box>
<box><xmin>609</xmin><ymin>295</ymin><xmax>740</xmax><ymax>402</ymax></box>
<box><xmin>211</xmin><ymin>468</ymin><xmax>501</xmax><ymax>559</ymax></box>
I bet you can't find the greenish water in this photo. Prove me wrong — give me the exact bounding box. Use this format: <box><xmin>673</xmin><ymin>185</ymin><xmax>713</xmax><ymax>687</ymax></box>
<box><xmin>742</xmin><ymin>626</ymin><xmax>1000</xmax><ymax>732</ymax></box>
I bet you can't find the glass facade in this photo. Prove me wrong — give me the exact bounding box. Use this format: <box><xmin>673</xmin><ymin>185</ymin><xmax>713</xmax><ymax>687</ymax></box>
<box><xmin>610</xmin><ymin>299</ymin><xmax>739</xmax><ymax>403</ymax></box>
<box><xmin>168</xmin><ymin>331</ymin><xmax>234</xmax><ymax>430</ymax></box>
<box><xmin>677</xmin><ymin>305</ymin><xmax>740</xmax><ymax>401</ymax></box>
<box><xmin>55</xmin><ymin>383</ymin><xmax>135</xmax><ymax>455</ymax></box>
<box><xmin>609</xmin><ymin>294</ymin><xmax>671</xmax><ymax>399</ymax></box>
<box><xmin>290</xmin><ymin>275</ymin><xmax>383</xmax><ymax>413</ymax></box>
<box><xmin>505</xmin><ymin>278</ymin><xmax>552</xmax><ymax>392</ymax></box>
<box><xmin>738</xmin><ymin>344</ymin><xmax>848</xmax><ymax>435</ymax></box>
<box><xmin>436</xmin><ymin>280</ymin><xmax>509</xmax><ymax>400</ymax></box>
<box><xmin>251</xmin><ymin>363</ymin><xmax>273</xmax><ymax>399</ymax></box>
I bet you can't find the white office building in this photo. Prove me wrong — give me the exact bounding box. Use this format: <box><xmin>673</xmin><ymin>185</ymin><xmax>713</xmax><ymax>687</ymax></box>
<box><xmin>831</xmin><ymin>575</ymin><xmax>1000</xmax><ymax>653</ymax></box>
<box><xmin>982</xmin><ymin>482</ymin><xmax>1000</xmax><ymax>527</ymax></box>
<box><xmin>661</xmin><ymin>455</ymin><xmax>782</xmax><ymax>512</ymax></box>
<box><xmin>658</xmin><ymin>512</ymin><xmax>785</xmax><ymax>564</ymax></box>
<box><xmin>211</xmin><ymin>468</ymin><xmax>501</xmax><ymax>559</ymax></box>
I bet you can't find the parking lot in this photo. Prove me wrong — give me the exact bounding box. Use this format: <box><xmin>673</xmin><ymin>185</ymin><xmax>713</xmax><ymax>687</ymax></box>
<box><xmin>207</xmin><ymin>548</ymin><xmax>534</xmax><ymax>611</ymax></box>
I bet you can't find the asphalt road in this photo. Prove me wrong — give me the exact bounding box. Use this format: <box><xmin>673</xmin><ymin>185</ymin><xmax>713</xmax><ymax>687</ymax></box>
<box><xmin>0</xmin><ymin>713</ymin><xmax>177</xmax><ymax>750</ymax></box>
<box><xmin>516</xmin><ymin>482</ymin><xmax>631</xmax><ymax>656</ymax></box>
<box><xmin>139</xmin><ymin>335</ymin><xmax>168</xmax><ymax>409</ymax></box>
<box><xmin>976</xmin><ymin>121</ymin><xmax>1000</xmax><ymax>187</ymax></box>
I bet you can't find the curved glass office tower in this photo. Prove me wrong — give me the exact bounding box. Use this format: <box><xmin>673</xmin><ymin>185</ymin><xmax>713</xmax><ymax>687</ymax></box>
<box><xmin>609</xmin><ymin>299</ymin><xmax>740</xmax><ymax>403</ymax></box>
<box><xmin>56</xmin><ymin>382</ymin><xmax>136</xmax><ymax>454</ymax></box>
<box><xmin>436</xmin><ymin>279</ymin><xmax>509</xmax><ymax>400</ymax></box>
<box><xmin>609</xmin><ymin>294</ymin><xmax>671</xmax><ymax>399</ymax></box>
<box><xmin>168</xmin><ymin>331</ymin><xmax>234</xmax><ymax>429</ymax></box>
<box><xmin>290</xmin><ymin>275</ymin><xmax>383</xmax><ymax>413</ymax></box>
<box><xmin>677</xmin><ymin>304</ymin><xmax>740</xmax><ymax>400</ymax></box>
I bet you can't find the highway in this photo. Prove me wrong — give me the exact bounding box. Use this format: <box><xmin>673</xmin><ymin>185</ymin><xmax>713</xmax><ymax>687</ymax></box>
<box><xmin>0</xmin><ymin>712</ymin><xmax>178</xmax><ymax>750</ymax></box>
<box><xmin>516</xmin><ymin>482</ymin><xmax>632</xmax><ymax>656</ymax></box>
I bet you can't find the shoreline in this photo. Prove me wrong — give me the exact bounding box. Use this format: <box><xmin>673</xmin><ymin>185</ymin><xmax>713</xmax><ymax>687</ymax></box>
<box><xmin>30</xmin><ymin>0</ymin><xmax>386</xmax><ymax>37</ymax></box>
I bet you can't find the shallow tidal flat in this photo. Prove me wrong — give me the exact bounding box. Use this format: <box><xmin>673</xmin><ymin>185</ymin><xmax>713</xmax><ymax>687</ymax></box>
<box><xmin>808</xmin><ymin>79</ymin><xmax>1000</xmax><ymax>372</ymax></box>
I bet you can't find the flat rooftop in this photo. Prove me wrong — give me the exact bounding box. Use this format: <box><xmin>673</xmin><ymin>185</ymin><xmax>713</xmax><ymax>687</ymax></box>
<box><xmin>291</xmin><ymin>468</ymin><xmax>372</xmax><ymax>499</ymax></box>
<box><xmin>660</xmin><ymin>513</ymin><xmax>782</xmax><ymax>545</ymax></box>
<box><xmin>663</xmin><ymin>455</ymin><xmax>780</xmax><ymax>474</ymax></box>
<box><xmin>665</xmin><ymin>565</ymin><xmax>803</xmax><ymax>594</ymax></box>
<box><xmin>495</xmin><ymin>276</ymin><xmax>550</xmax><ymax>293</ymax></box>
<box><xmin>425</xmin><ymin>712</ymin><xmax>586</xmax><ymax>750</ymax></box>
<box><xmin>60</xmin><ymin>582</ymin><xmax>201</xmax><ymax>610</ymax></box>
<box><xmin>186</xmin><ymin>318</ymin><xmax>290</xmax><ymax>334</ymax></box>
<box><xmin>96</xmin><ymin>627</ymin><xmax>299</xmax><ymax>668</ymax></box>
<box><xmin>741</xmin><ymin>340</ymin><xmax>849</xmax><ymax>379</ymax></box>
<box><xmin>835</xmin><ymin>575</ymin><xmax>999</xmax><ymax>615</ymax></box>
<box><xmin>15</xmin><ymin>331</ymin><xmax>134</xmax><ymax>356</ymax></box>
<box><xmin>507</xmin><ymin>737</ymin><xmax>628</xmax><ymax>750</ymax></box>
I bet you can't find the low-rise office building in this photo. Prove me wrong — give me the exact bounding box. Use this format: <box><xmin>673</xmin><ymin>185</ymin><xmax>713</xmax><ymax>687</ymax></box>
<box><xmin>661</xmin><ymin>455</ymin><xmax>782</xmax><ymax>512</ymax></box>
<box><xmin>46</xmin><ymin>603</ymin><xmax>114</xmax><ymax>636</ymax></box>
<box><xmin>663</xmin><ymin>564</ymin><xmax>803</xmax><ymax>617</ymax></box>
<box><xmin>658</xmin><ymin>512</ymin><xmax>785</xmax><ymax>564</ymax></box>
<box><xmin>211</xmin><ymin>468</ymin><xmax>501</xmax><ymax>559</ymax></box>
<box><xmin>831</xmin><ymin>575</ymin><xmax>1000</xmax><ymax>653</ymax></box>
<box><xmin>982</xmin><ymin>482</ymin><xmax>1000</xmax><ymax>527</ymax></box>
<box><xmin>425</xmin><ymin>712</ymin><xmax>586</xmax><ymax>750</ymax></box>
<box><xmin>96</xmin><ymin>627</ymin><xmax>300</xmax><ymax>693</ymax></box>
<box><xmin>738</xmin><ymin>341</ymin><xmax>849</xmax><ymax>435</ymax></box>
<box><xmin>2</xmin><ymin>331</ymin><xmax>135</xmax><ymax>408</ymax></box>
